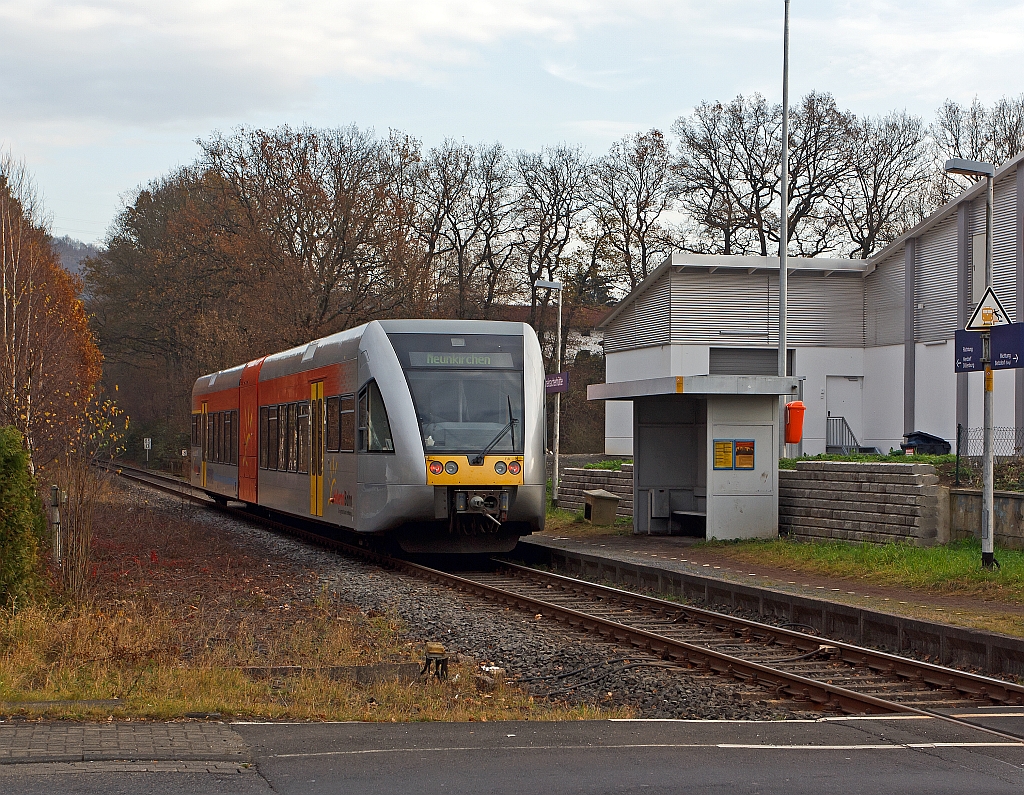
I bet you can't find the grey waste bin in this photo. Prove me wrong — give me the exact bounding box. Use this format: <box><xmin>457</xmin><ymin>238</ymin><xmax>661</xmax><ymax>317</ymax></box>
<box><xmin>583</xmin><ymin>488</ymin><xmax>620</xmax><ymax>526</ymax></box>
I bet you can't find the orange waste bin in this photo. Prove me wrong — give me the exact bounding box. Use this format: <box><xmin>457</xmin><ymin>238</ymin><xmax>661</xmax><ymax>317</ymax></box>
<box><xmin>785</xmin><ymin>401</ymin><xmax>805</xmax><ymax>444</ymax></box>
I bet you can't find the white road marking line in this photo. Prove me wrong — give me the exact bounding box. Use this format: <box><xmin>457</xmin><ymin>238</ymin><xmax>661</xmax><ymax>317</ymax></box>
<box><xmin>273</xmin><ymin>740</ymin><xmax>1024</xmax><ymax>758</ymax></box>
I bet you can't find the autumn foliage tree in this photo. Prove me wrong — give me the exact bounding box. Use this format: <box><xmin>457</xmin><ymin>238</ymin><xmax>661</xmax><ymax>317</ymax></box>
<box><xmin>1</xmin><ymin>154</ymin><xmax>102</xmax><ymax>470</ymax></box>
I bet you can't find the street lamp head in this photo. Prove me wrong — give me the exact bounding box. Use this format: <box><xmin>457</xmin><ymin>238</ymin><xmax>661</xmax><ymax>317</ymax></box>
<box><xmin>944</xmin><ymin>158</ymin><xmax>995</xmax><ymax>178</ymax></box>
<box><xmin>536</xmin><ymin>279</ymin><xmax>563</xmax><ymax>291</ymax></box>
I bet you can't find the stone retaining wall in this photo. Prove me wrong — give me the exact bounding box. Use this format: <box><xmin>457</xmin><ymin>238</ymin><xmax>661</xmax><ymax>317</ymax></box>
<box><xmin>949</xmin><ymin>489</ymin><xmax>1024</xmax><ymax>550</ymax></box>
<box><xmin>556</xmin><ymin>465</ymin><xmax>633</xmax><ymax>518</ymax></box>
<box><xmin>779</xmin><ymin>461</ymin><xmax>948</xmax><ymax>546</ymax></box>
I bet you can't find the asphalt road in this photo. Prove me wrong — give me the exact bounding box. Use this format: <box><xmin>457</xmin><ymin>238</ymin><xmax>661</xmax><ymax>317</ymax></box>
<box><xmin>2</xmin><ymin>712</ymin><xmax>1023</xmax><ymax>794</ymax></box>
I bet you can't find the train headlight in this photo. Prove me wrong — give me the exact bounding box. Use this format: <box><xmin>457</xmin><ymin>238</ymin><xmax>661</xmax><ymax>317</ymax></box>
<box><xmin>493</xmin><ymin>461</ymin><xmax>507</xmax><ymax>475</ymax></box>
<box><xmin>444</xmin><ymin>461</ymin><xmax>459</xmax><ymax>475</ymax></box>
<box><xmin>429</xmin><ymin>461</ymin><xmax>444</xmax><ymax>475</ymax></box>
<box><xmin>507</xmin><ymin>461</ymin><xmax>521</xmax><ymax>475</ymax></box>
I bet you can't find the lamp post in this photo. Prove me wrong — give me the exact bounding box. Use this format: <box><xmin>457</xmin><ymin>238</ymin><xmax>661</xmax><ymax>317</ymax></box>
<box><xmin>537</xmin><ymin>279</ymin><xmax>564</xmax><ymax>505</ymax></box>
<box><xmin>945</xmin><ymin>157</ymin><xmax>997</xmax><ymax>568</ymax></box>
<box><xmin>778</xmin><ymin>0</ymin><xmax>791</xmax><ymax>457</ymax></box>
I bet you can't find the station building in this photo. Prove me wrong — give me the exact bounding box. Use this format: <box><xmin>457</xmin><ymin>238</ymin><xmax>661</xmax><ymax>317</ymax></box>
<box><xmin>599</xmin><ymin>151</ymin><xmax>1024</xmax><ymax>457</ymax></box>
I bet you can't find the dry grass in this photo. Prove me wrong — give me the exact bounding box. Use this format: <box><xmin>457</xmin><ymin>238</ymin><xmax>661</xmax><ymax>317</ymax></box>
<box><xmin>0</xmin><ymin>483</ymin><xmax>628</xmax><ymax>722</ymax></box>
<box><xmin>543</xmin><ymin>506</ymin><xmax>631</xmax><ymax>539</ymax></box>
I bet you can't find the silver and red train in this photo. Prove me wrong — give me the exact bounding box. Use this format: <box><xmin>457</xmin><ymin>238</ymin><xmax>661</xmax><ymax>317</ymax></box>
<box><xmin>190</xmin><ymin>320</ymin><xmax>546</xmax><ymax>553</ymax></box>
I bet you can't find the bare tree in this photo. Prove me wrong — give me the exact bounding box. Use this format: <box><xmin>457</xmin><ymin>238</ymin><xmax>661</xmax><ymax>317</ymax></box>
<box><xmin>591</xmin><ymin>130</ymin><xmax>681</xmax><ymax>289</ymax></box>
<box><xmin>928</xmin><ymin>95</ymin><xmax>1024</xmax><ymax>205</ymax></box>
<box><xmin>836</xmin><ymin>112</ymin><xmax>930</xmax><ymax>258</ymax></box>
<box><xmin>514</xmin><ymin>144</ymin><xmax>589</xmax><ymax>351</ymax></box>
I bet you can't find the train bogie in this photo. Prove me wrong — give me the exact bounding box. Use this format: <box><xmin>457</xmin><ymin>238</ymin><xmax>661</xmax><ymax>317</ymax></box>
<box><xmin>191</xmin><ymin>320</ymin><xmax>546</xmax><ymax>553</ymax></box>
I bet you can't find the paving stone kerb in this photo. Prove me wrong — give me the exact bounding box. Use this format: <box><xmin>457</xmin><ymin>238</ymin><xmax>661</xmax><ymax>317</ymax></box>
<box><xmin>779</xmin><ymin>461</ymin><xmax>949</xmax><ymax>547</ymax></box>
<box><xmin>558</xmin><ymin>465</ymin><xmax>633</xmax><ymax>518</ymax></box>
<box><xmin>0</xmin><ymin>722</ymin><xmax>248</xmax><ymax>765</ymax></box>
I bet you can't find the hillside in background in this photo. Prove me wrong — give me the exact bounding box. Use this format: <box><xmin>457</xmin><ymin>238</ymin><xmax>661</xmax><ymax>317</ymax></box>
<box><xmin>51</xmin><ymin>235</ymin><xmax>100</xmax><ymax>275</ymax></box>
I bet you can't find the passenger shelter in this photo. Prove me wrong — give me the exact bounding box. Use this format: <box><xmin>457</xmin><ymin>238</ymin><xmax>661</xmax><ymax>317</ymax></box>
<box><xmin>588</xmin><ymin>374</ymin><xmax>800</xmax><ymax>540</ymax></box>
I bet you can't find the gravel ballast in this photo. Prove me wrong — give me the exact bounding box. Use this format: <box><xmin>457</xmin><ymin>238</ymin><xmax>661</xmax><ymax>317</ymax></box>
<box><xmin>142</xmin><ymin>486</ymin><xmax>807</xmax><ymax>721</ymax></box>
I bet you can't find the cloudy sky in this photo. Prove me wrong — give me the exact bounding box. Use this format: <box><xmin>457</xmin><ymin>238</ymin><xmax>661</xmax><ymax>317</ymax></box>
<box><xmin>3</xmin><ymin>0</ymin><xmax>1023</xmax><ymax>244</ymax></box>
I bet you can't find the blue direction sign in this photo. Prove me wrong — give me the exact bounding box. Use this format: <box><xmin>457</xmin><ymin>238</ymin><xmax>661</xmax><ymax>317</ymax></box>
<box><xmin>992</xmin><ymin>322</ymin><xmax>1024</xmax><ymax>369</ymax></box>
<box><xmin>955</xmin><ymin>323</ymin><xmax>1024</xmax><ymax>372</ymax></box>
<box><xmin>955</xmin><ymin>330</ymin><xmax>983</xmax><ymax>372</ymax></box>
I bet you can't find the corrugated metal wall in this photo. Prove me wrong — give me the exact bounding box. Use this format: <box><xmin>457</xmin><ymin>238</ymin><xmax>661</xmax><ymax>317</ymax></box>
<box><xmin>865</xmin><ymin>247</ymin><xmax>905</xmax><ymax>346</ymax></box>
<box><xmin>915</xmin><ymin>214</ymin><xmax>959</xmax><ymax>341</ymax></box>
<box><xmin>993</xmin><ymin>171</ymin><xmax>1019</xmax><ymax>321</ymax></box>
<box><xmin>670</xmin><ymin>269</ymin><xmax>770</xmax><ymax>344</ymax></box>
<box><xmin>602</xmin><ymin>271</ymin><xmax>672</xmax><ymax>352</ymax></box>
<box><xmin>784</xmin><ymin>272</ymin><xmax>864</xmax><ymax>346</ymax></box>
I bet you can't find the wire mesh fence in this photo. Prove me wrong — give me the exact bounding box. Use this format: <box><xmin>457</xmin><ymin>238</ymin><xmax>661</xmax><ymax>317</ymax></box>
<box><xmin>957</xmin><ymin>426</ymin><xmax>1024</xmax><ymax>459</ymax></box>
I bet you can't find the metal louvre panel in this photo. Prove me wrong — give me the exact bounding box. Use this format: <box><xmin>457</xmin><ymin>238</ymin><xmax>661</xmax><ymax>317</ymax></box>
<box><xmin>602</xmin><ymin>299</ymin><xmax>636</xmax><ymax>352</ymax></box>
<box><xmin>633</xmin><ymin>272</ymin><xmax>671</xmax><ymax>348</ymax></box>
<box><xmin>603</xmin><ymin>272</ymin><xmax>671</xmax><ymax>352</ymax></box>
<box><xmin>672</xmin><ymin>269</ymin><xmax>770</xmax><ymax>344</ymax></box>
<box><xmin>865</xmin><ymin>249</ymin><xmax>904</xmax><ymax>347</ymax></box>
<box><xmin>708</xmin><ymin>347</ymin><xmax>778</xmax><ymax>375</ymax></box>
<box><xmin>782</xmin><ymin>271</ymin><xmax>864</xmax><ymax>346</ymax></box>
<box><xmin>915</xmin><ymin>213</ymin><xmax>958</xmax><ymax>341</ymax></box>
<box><xmin>993</xmin><ymin>171</ymin><xmax>1018</xmax><ymax>320</ymax></box>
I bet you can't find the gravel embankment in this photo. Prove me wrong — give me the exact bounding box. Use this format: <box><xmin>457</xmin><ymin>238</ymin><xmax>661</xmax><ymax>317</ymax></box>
<box><xmin>144</xmin><ymin>487</ymin><xmax>806</xmax><ymax>720</ymax></box>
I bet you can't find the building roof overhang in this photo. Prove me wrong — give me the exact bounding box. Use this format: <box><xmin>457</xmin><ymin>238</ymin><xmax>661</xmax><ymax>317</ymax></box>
<box><xmin>587</xmin><ymin>375</ymin><xmax>802</xmax><ymax>401</ymax></box>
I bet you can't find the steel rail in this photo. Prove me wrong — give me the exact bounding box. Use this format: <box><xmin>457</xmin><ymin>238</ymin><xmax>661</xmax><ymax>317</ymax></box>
<box><xmin>100</xmin><ymin>463</ymin><xmax>1024</xmax><ymax>735</ymax></box>
<box><xmin>493</xmin><ymin>561</ymin><xmax>1024</xmax><ymax>708</ymax></box>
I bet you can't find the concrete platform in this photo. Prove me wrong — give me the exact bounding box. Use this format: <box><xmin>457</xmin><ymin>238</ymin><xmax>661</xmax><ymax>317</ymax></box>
<box><xmin>516</xmin><ymin>534</ymin><xmax>1024</xmax><ymax>680</ymax></box>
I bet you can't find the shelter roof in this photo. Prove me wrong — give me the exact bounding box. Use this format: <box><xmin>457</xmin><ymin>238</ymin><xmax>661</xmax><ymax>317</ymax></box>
<box><xmin>587</xmin><ymin>374</ymin><xmax>801</xmax><ymax>400</ymax></box>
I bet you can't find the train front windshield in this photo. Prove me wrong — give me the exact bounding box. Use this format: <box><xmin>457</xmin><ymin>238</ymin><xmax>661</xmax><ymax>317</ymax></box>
<box><xmin>388</xmin><ymin>334</ymin><xmax>525</xmax><ymax>454</ymax></box>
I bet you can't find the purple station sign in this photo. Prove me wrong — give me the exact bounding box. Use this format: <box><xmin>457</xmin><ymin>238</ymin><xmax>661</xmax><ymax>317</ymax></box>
<box><xmin>545</xmin><ymin>371</ymin><xmax>570</xmax><ymax>394</ymax></box>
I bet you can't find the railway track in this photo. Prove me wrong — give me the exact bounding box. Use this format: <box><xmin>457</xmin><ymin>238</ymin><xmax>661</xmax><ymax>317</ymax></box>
<box><xmin>101</xmin><ymin>462</ymin><xmax>1024</xmax><ymax>736</ymax></box>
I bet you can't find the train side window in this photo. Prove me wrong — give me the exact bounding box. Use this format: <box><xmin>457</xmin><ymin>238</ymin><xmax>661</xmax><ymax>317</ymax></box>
<box><xmin>224</xmin><ymin>411</ymin><xmax>233</xmax><ymax>465</ymax></box>
<box><xmin>268</xmin><ymin>406</ymin><xmax>279</xmax><ymax>470</ymax></box>
<box><xmin>287</xmin><ymin>403</ymin><xmax>298</xmax><ymax>472</ymax></box>
<box><xmin>339</xmin><ymin>394</ymin><xmax>355</xmax><ymax>452</ymax></box>
<box><xmin>232</xmin><ymin>410</ymin><xmax>239</xmax><ymax>465</ymax></box>
<box><xmin>326</xmin><ymin>396</ymin><xmax>340</xmax><ymax>452</ymax></box>
<box><xmin>278</xmin><ymin>404</ymin><xmax>288</xmax><ymax>471</ymax></box>
<box><xmin>359</xmin><ymin>381</ymin><xmax>394</xmax><ymax>453</ymax></box>
<box><xmin>204</xmin><ymin>414</ymin><xmax>211</xmax><ymax>462</ymax></box>
<box><xmin>297</xmin><ymin>402</ymin><xmax>309</xmax><ymax>474</ymax></box>
<box><xmin>217</xmin><ymin>412</ymin><xmax>225</xmax><ymax>463</ymax></box>
<box><xmin>259</xmin><ymin>407</ymin><xmax>269</xmax><ymax>469</ymax></box>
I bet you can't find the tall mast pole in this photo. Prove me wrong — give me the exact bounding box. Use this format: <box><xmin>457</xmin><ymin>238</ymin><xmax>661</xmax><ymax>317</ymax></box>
<box><xmin>779</xmin><ymin>0</ymin><xmax>791</xmax><ymax>456</ymax></box>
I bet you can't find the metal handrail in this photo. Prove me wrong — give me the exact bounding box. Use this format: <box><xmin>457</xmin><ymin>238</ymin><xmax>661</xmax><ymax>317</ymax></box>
<box><xmin>826</xmin><ymin>415</ymin><xmax>859</xmax><ymax>449</ymax></box>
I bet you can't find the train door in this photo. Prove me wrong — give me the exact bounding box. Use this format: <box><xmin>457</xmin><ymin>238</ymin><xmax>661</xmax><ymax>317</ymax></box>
<box><xmin>238</xmin><ymin>358</ymin><xmax>265</xmax><ymax>504</ymax></box>
<box><xmin>310</xmin><ymin>381</ymin><xmax>324</xmax><ymax>516</ymax></box>
<box><xmin>201</xmin><ymin>401</ymin><xmax>208</xmax><ymax>488</ymax></box>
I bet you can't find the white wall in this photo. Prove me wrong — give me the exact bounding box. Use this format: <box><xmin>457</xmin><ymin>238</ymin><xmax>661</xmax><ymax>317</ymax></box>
<box><xmin>793</xmin><ymin>347</ymin><xmax>864</xmax><ymax>454</ymax></box>
<box><xmin>966</xmin><ymin>364</ymin><xmax>1017</xmax><ymax>431</ymax></box>
<box><xmin>604</xmin><ymin>346</ymin><xmax>710</xmax><ymax>455</ymax></box>
<box><xmin>914</xmin><ymin>340</ymin><xmax>956</xmax><ymax>443</ymax></box>
<box><xmin>862</xmin><ymin>344</ymin><xmax>904</xmax><ymax>452</ymax></box>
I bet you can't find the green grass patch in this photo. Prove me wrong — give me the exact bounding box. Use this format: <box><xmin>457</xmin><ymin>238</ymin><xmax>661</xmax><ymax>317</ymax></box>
<box><xmin>582</xmin><ymin>459</ymin><xmax>632</xmax><ymax>471</ymax></box>
<box><xmin>698</xmin><ymin>537</ymin><xmax>1024</xmax><ymax>602</ymax></box>
<box><xmin>779</xmin><ymin>452</ymin><xmax>956</xmax><ymax>470</ymax></box>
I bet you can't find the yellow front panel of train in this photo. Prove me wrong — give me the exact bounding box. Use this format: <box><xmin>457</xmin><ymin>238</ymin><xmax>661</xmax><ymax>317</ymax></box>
<box><xmin>425</xmin><ymin>455</ymin><xmax>525</xmax><ymax>486</ymax></box>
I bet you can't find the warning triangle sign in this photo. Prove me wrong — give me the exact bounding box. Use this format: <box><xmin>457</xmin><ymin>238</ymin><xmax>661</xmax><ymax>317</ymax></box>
<box><xmin>966</xmin><ymin>287</ymin><xmax>1012</xmax><ymax>331</ymax></box>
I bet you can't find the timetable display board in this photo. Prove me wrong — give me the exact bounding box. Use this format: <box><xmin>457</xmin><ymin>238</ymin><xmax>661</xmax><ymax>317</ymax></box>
<box><xmin>713</xmin><ymin>440</ymin><xmax>734</xmax><ymax>469</ymax></box>
<box><xmin>713</xmin><ymin>439</ymin><xmax>755</xmax><ymax>470</ymax></box>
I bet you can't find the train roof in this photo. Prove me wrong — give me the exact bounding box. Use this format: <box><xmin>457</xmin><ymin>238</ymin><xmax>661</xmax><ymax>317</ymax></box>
<box><xmin>193</xmin><ymin>319</ymin><xmax>531</xmax><ymax>394</ymax></box>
